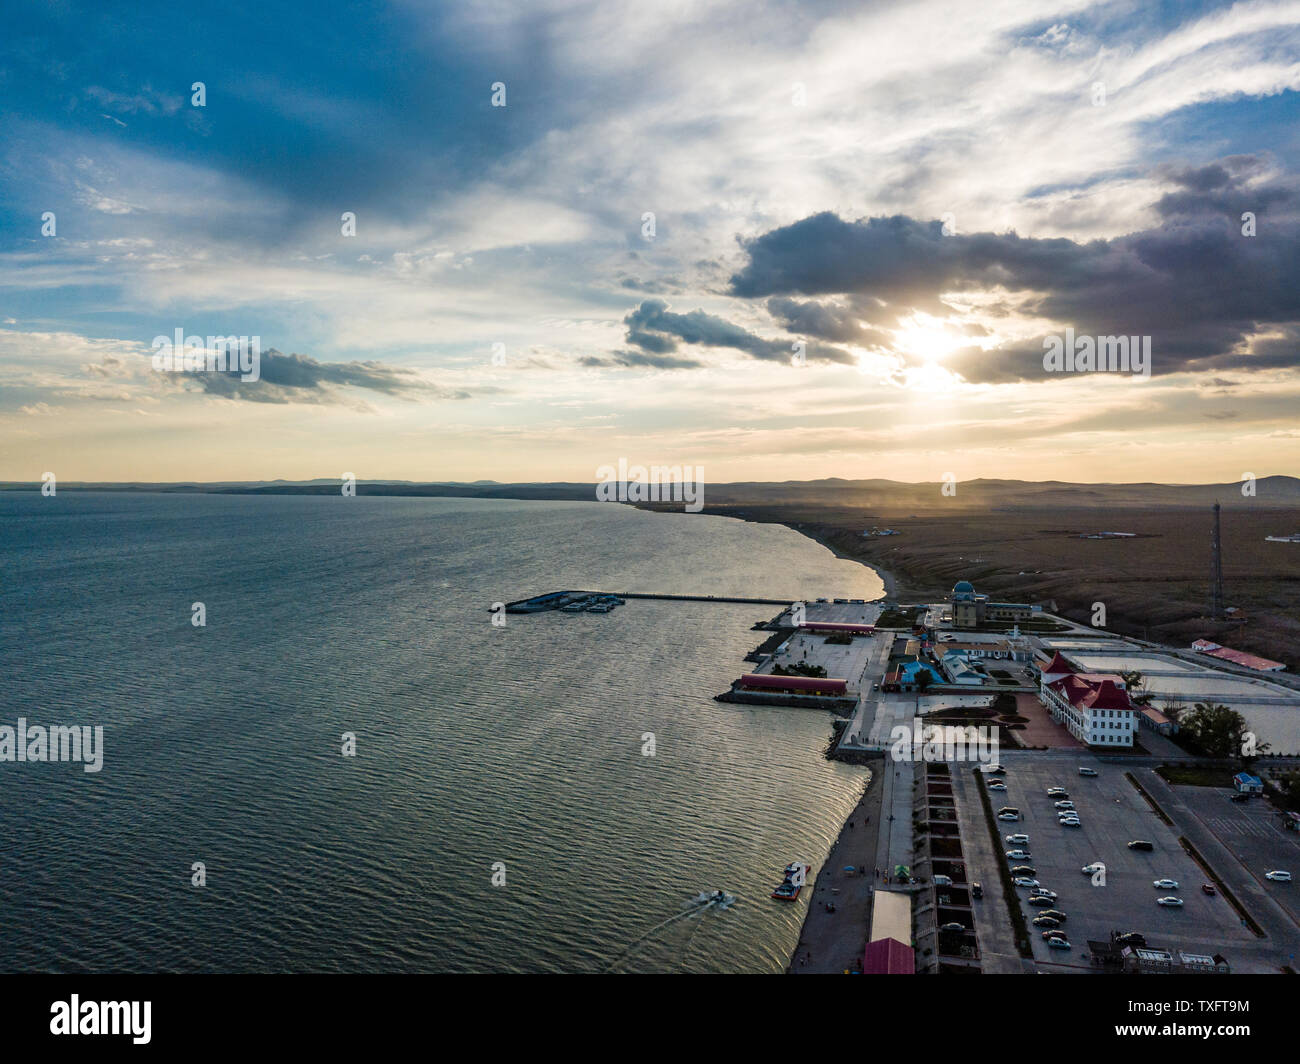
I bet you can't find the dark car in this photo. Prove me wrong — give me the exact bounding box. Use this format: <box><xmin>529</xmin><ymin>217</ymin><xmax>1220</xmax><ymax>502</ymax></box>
<box><xmin>971</xmin><ymin>882</ymin><xmax>983</xmax><ymax>900</ymax></box>
<box><xmin>1229</xmin><ymin>792</ymin><xmax>1251</xmax><ymax>803</ymax></box>
<box><xmin>1010</xmin><ymin>865</ymin><xmax>1036</xmax><ymax>877</ymax></box>
<box><xmin>1039</xmin><ymin>909</ymin><xmax>1067</xmax><ymax>922</ymax></box>
<box><xmin>1027</xmin><ymin>895</ymin><xmax>1055</xmax><ymax>907</ymax></box>
<box><xmin>1127</xmin><ymin>840</ymin><xmax>1154</xmax><ymax>851</ymax></box>
<box><xmin>1114</xmin><ymin>931</ymin><xmax>1146</xmax><ymax>947</ymax></box>
<box><xmin>1202</xmin><ymin>883</ymin><xmax>1217</xmax><ymax>896</ymax></box>
<box><xmin>939</xmin><ymin>922</ymin><xmax>967</xmax><ymax>933</ymax></box>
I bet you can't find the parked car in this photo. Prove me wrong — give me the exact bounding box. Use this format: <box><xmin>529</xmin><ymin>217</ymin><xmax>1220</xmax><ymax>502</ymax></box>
<box><xmin>1081</xmin><ymin>862</ymin><xmax>1105</xmax><ymax>876</ymax></box>
<box><xmin>1032</xmin><ymin>915</ymin><xmax>1060</xmax><ymax>928</ymax></box>
<box><xmin>1046</xmin><ymin>788</ymin><xmax>1068</xmax><ymax>797</ymax></box>
<box><xmin>1128</xmin><ymin>840</ymin><xmax>1154</xmax><ymax>851</ymax></box>
<box><xmin>1027</xmin><ymin>895</ymin><xmax>1055</xmax><ymax>907</ymax></box>
<box><xmin>933</xmin><ymin>874</ymin><xmax>953</xmax><ymax>886</ymax></box>
<box><xmin>1078</xmin><ymin>767</ymin><xmax>1098</xmax><ymax>777</ymax></box>
<box><xmin>1113</xmin><ymin>931</ymin><xmax>1146</xmax><ymax>947</ymax></box>
<box><xmin>988</xmin><ymin>782</ymin><xmax>1008</xmax><ymax>791</ymax></box>
<box><xmin>1041</xmin><ymin>929</ymin><xmax>1067</xmax><ymax>941</ymax></box>
<box><xmin>997</xmin><ymin>807</ymin><xmax>1020</xmax><ymax>815</ymax></box>
<box><xmin>997</xmin><ymin>812</ymin><xmax>1019</xmax><ymax>822</ymax></box>
<box><xmin>1152</xmin><ymin>879</ymin><xmax>1179</xmax><ymax>889</ymax></box>
<box><xmin>971</xmin><ymin>882</ymin><xmax>983</xmax><ymax>899</ymax></box>
<box><xmin>939</xmin><ymin>922</ymin><xmax>967</xmax><ymax>932</ymax></box>
<box><xmin>1229</xmin><ymin>792</ymin><xmax>1251</xmax><ymax>803</ymax></box>
<box><xmin>1201</xmin><ymin>883</ymin><xmax>1217</xmax><ymax>896</ymax></box>
<box><xmin>1047</xmin><ymin>937</ymin><xmax>1072</xmax><ymax>950</ymax></box>
<box><xmin>1059</xmin><ymin>819</ymin><xmax>1082</xmax><ymax>828</ymax></box>
<box><xmin>981</xmin><ymin>764</ymin><xmax>1006</xmax><ymax>774</ymax></box>
<box><xmin>1005</xmin><ymin>834</ymin><xmax>1030</xmax><ymax>845</ymax></box>
<box><xmin>1054</xmin><ymin>800</ymin><xmax>1075</xmax><ymax>810</ymax></box>
<box><xmin>1005</xmin><ymin>849</ymin><xmax>1032</xmax><ymax>860</ymax></box>
<box><xmin>1156</xmin><ymin>896</ymin><xmax>1184</xmax><ymax>907</ymax></box>
<box><xmin>1013</xmin><ymin>877</ymin><xmax>1041</xmax><ymax>889</ymax></box>
<box><xmin>1038</xmin><ymin>909</ymin><xmax>1067</xmax><ymax>922</ymax></box>
<box><xmin>1010</xmin><ymin>865</ymin><xmax>1036</xmax><ymax>877</ymax></box>
<box><xmin>1265</xmin><ymin>870</ymin><xmax>1293</xmax><ymax>882</ymax></box>
<box><xmin>1028</xmin><ymin>888</ymin><xmax>1057</xmax><ymax>900</ymax></box>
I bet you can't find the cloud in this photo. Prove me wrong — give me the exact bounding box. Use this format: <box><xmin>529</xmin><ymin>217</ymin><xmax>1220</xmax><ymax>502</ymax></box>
<box><xmin>730</xmin><ymin>157</ymin><xmax>1300</xmax><ymax>381</ymax></box>
<box><xmin>580</xmin><ymin>349</ymin><xmax>704</xmax><ymax>370</ymax></box>
<box><xmin>621</xmin><ymin>298</ymin><xmax>855</xmax><ymax>365</ymax></box>
<box><xmin>196</xmin><ymin>349</ymin><xmax>469</xmax><ymax>405</ymax></box>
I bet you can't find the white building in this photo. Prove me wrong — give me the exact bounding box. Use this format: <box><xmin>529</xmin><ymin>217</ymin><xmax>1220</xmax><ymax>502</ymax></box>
<box><xmin>1038</xmin><ymin>652</ymin><xmax>1139</xmax><ymax>747</ymax></box>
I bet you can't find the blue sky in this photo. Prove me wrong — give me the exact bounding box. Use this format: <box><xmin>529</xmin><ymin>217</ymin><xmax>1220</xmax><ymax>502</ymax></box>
<box><xmin>2</xmin><ymin>0</ymin><xmax>1299</xmax><ymax>482</ymax></box>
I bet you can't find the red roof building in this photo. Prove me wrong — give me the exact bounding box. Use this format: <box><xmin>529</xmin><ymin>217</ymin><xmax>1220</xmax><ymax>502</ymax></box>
<box><xmin>798</xmin><ymin>621</ymin><xmax>876</xmax><ymax>635</ymax></box>
<box><xmin>1041</xmin><ymin>673</ymin><xmax>1139</xmax><ymax>747</ymax></box>
<box><xmin>863</xmin><ymin>937</ymin><xmax>914</xmax><ymax>975</ymax></box>
<box><xmin>1191</xmin><ymin>640</ymin><xmax>1286</xmax><ymax>672</ymax></box>
<box><xmin>735</xmin><ymin>673</ymin><xmax>850</xmax><ymax>697</ymax></box>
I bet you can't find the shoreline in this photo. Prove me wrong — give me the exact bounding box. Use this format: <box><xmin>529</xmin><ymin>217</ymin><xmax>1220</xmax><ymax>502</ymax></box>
<box><xmin>777</xmin><ymin>522</ymin><xmax>899</xmax><ymax>601</ymax></box>
<box><xmin>787</xmin><ymin>771</ymin><xmax>884</xmax><ymax>974</ymax></box>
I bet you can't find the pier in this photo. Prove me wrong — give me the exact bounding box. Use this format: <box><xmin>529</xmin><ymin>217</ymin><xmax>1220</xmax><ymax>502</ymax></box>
<box><xmin>502</xmin><ymin>590</ymin><xmax>797</xmax><ymax>613</ymax></box>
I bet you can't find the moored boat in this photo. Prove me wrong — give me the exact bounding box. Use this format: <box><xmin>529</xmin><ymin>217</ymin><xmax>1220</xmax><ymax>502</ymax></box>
<box><xmin>771</xmin><ymin>862</ymin><xmax>810</xmax><ymax>901</ymax></box>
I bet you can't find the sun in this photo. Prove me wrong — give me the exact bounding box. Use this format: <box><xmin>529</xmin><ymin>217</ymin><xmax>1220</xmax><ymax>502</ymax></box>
<box><xmin>893</xmin><ymin>312</ymin><xmax>963</xmax><ymax>363</ymax></box>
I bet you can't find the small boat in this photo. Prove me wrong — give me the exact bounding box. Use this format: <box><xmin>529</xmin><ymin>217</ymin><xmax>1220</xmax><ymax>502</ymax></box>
<box><xmin>771</xmin><ymin>862</ymin><xmax>811</xmax><ymax>901</ymax></box>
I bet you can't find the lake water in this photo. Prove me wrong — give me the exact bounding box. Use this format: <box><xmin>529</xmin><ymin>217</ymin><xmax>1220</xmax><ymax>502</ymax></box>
<box><xmin>0</xmin><ymin>492</ymin><xmax>883</xmax><ymax>972</ymax></box>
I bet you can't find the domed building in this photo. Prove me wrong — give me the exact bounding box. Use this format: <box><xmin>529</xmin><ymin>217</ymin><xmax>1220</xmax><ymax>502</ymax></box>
<box><xmin>949</xmin><ymin>578</ymin><xmax>1034</xmax><ymax>629</ymax></box>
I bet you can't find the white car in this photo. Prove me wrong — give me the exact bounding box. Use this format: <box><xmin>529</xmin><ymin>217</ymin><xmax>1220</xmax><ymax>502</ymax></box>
<box><xmin>1156</xmin><ymin>896</ymin><xmax>1184</xmax><ymax>907</ymax></box>
<box><xmin>932</xmin><ymin>874</ymin><xmax>953</xmax><ymax>886</ymax></box>
<box><xmin>1029</xmin><ymin>888</ymin><xmax>1057</xmax><ymax>900</ymax></box>
<box><xmin>1005</xmin><ymin>833</ymin><xmax>1030</xmax><ymax>845</ymax></box>
<box><xmin>1013</xmin><ymin>877</ymin><xmax>1041</xmax><ymax>889</ymax></box>
<box><xmin>1078</xmin><ymin>767</ymin><xmax>1099</xmax><ymax>777</ymax></box>
<box><xmin>1046</xmin><ymin>787</ymin><xmax>1067</xmax><ymax>796</ymax></box>
<box><xmin>1153</xmin><ymin>878</ymin><xmax>1179</xmax><ymax>889</ymax></box>
<box><xmin>988</xmin><ymin>782</ymin><xmax>1008</xmax><ymax>791</ymax></box>
<box><xmin>997</xmin><ymin>812</ymin><xmax>1019</xmax><ymax>822</ymax></box>
<box><xmin>1265</xmin><ymin>870</ymin><xmax>1293</xmax><ymax>882</ymax></box>
<box><xmin>1006</xmin><ymin>849</ymin><xmax>1032</xmax><ymax>860</ymax></box>
<box><xmin>1059</xmin><ymin>819</ymin><xmax>1081</xmax><ymax>828</ymax></box>
<box><xmin>1054</xmin><ymin>800</ymin><xmax>1075</xmax><ymax>810</ymax></box>
<box><xmin>1081</xmin><ymin>863</ymin><xmax>1105</xmax><ymax>876</ymax></box>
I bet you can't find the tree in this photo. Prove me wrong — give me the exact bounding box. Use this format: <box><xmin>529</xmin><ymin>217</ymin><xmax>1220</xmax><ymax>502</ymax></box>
<box><xmin>1121</xmin><ymin>670</ymin><xmax>1153</xmax><ymax>707</ymax></box>
<box><xmin>1158</xmin><ymin>699</ymin><xmax>1186</xmax><ymax>724</ymax></box>
<box><xmin>1179</xmin><ymin>702</ymin><xmax>1264</xmax><ymax>760</ymax></box>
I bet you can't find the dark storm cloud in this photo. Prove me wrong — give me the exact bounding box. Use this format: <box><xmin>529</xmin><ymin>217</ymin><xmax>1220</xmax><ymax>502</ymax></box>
<box><xmin>621</xmin><ymin>299</ymin><xmax>854</xmax><ymax>365</ymax></box>
<box><xmin>729</xmin><ymin>158</ymin><xmax>1300</xmax><ymax>382</ymax></box>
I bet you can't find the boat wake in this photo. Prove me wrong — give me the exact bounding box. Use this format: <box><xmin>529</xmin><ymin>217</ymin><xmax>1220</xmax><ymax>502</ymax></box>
<box><xmin>601</xmin><ymin>889</ymin><xmax>736</xmax><ymax>972</ymax></box>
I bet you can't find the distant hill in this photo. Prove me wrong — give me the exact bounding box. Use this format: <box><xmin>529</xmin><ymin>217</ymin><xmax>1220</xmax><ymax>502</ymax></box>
<box><xmin>3</xmin><ymin>476</ymin><xmax>1295</xmax><ymax>509</ymax></box>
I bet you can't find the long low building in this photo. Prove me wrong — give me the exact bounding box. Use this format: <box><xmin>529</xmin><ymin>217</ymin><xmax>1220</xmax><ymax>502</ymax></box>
<box><xmin>1191</xmin><ymin>639</ymin><xmax>1286</xmax><ymax>672</ymax></box>
<box><xmin>798</xmin><ymin>621</ymin><xmax>876</xmax><ymax>635</ymax></box>
<box><xmin>735</xmin><ymin>673</ymin><xmax>850</xmax><ymax>697</ymax></box>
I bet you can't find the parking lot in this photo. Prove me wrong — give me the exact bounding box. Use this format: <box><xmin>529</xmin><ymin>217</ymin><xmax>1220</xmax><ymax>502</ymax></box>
<box><xmin>980</xmin><ymin>756</ymin><xmax>1259</xmax><ymax>970</ymax></box>
<box><xmin>1172</xmin><ymin>785</ymin><xmax>1300</xmax><ymax>924</ymax></box>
